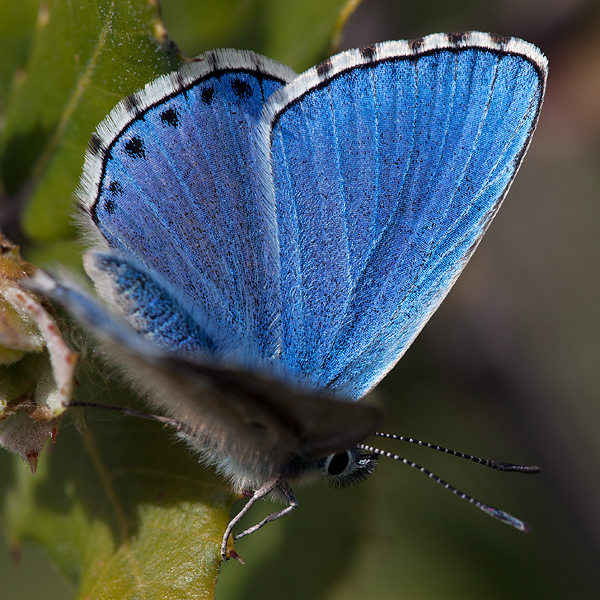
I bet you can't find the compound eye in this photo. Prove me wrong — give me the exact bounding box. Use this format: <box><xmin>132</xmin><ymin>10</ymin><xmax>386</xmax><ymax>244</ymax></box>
<box><xmin>320</xmin><ymin>449</ymin><xmax>378</xmax><ymax>488</ymax></box>
<box><xmin>327</xmin><ymin>451</ymin><xmax>351</xmax><ymax>476</ymax></box>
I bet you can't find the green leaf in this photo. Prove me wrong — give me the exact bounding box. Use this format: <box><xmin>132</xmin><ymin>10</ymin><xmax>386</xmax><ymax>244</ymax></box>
<box><xmin>259</xmin><ymin>0</ymin><xmax>361</xmax><ymax>69</ymax></box>
<box><xmin>161</xmin><ymin>0</ymin><xmax>359</xmax><ymax>72</ymax></box>
<box><xmin>2</xmin><ymin>366</ymin><xmax>235</xmax><ymax>600</ymax></box>
<box><xmin>0</xmin><ymin>0</ymin><xmax>183</xmax><ymax>244</ymax></box>
<box><xmin>0</xmin><ymin>0</ymin><xmax>38</xmax><ymax>109</ymax></box>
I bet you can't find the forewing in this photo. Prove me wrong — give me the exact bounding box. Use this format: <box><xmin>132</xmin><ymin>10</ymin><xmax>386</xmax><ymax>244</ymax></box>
<box><xmin>260</xmin><ymin>32</ymin><xmax>547</xmax><ymax>398</ymax></box>
<box><xmin>78</xmin><ymin>50</ymin><xmax>296</xmax><ymax>365</ymax></box>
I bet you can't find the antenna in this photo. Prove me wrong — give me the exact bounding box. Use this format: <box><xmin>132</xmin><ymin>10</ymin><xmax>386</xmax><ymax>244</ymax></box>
<box><xmin>359</xmin><ymin>433</ymin><xmax>540</xmax><ymax>532</ymax></box>
<box><xmin>373</xmin><ymin>431</ymin><xmax>540</xmax><ymax>473</ymax></box>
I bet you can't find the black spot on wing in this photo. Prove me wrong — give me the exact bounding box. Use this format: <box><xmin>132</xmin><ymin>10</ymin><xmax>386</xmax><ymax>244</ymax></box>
<box><xmin>102</xmin><ymin>181</ymin><xmax>123</xmax><ymax>215</ymax></box>
<box><xmin>360</xmin><ymin>46</ymin><xmax>376</xmax><ymax>62</ymax></box>
<box><xmin>161</xmin><ymin>107</ymin><xmax>179</xmax><ymax>127</ymax></box>
<box><xmin>447</xmin><ymin>32</ymin><xmax>468</xmax><ymax>45</ymax></box>
<box><xmin>231</xmin><ymin>79</ymin><xmax>252</xmax><ymax>99</ymax></box>
<box><xmin>104</xmin><ymin>197</ymin><xmax>116</xmax><ymax>214</ymax></box>
<box><xmin>108</xmin><ymin>181</ymin><xmax>123</xmax><ymax>196</ymax></box>
<box><xmin>123</xmin><ymin>94</ymin><xmax>141</xmax><ymax>115</ymax></box>
<box><xmin>201</xmin><ymin>87</ymin><xmax>215</xmax><ymax>104</ymax></box>
<box><xmin>316</xmin><ymin>59</ymin><xmax>333</xmax><ymax>78</ymax></box>
<box><xmin>124</xmin><ymin>136</ymin><xmax>146</xmax><ymax>159</ymax></box>
<box><xmin>409</xmin><ymin>37</ymin><xmax>425</xmax><ymax>52</ymax></box>
<box><xmin>88</xmin><ymin>133</ymin><xmax>104</xmax><ymax>156</ymax></box>
<box><xmin>205</xmin><ymin>52</ymin><xmax>218</xmax><ymax>71</ymax></box>
<box><xmin>490</xmin><ymin>33</ymin><xmax>510</xmax><ymax>48</ymax></box>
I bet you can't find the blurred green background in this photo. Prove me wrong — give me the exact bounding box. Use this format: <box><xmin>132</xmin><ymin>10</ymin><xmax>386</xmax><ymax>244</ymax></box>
<box><xmin>1</xmin><ymin>0</ymin><xmax>599</xmax><ymax>598</ymax></box>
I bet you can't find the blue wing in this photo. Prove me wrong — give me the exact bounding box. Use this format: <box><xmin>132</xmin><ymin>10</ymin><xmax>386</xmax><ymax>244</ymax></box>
<box><xmin>259</xmin><ymin>33</ymin><xmax>547</xmax><ymax>398</ymax></box>
<box><xmin>78</xmin><ymin>50</ymin><xmax>296</xmax><ymax>366</ymax></box>
<box><xmin>78</xmin><ymin>34</ymin><xmax>547</xmax><ymax>400</ymax></box>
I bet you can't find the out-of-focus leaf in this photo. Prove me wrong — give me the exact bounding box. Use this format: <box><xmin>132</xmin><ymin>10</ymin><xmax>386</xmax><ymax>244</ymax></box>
<box><xmin>160</xmin><ymin>0</ymin><xmax>359</xmax><ymax>73</ymax></box>
<box><xmin>0</xmin><ymin>0</ymin><xmax>38</xmax><ymax>110</ymax></box>
<box><xmin>0</xmin><ymin>0</ymin><xmax>183</xmax><ymax>245</ymax></box>
<box><xmin>3</xmin><ymin>371</ymin><xmax>235</xmax><ymax>599</ymax></box>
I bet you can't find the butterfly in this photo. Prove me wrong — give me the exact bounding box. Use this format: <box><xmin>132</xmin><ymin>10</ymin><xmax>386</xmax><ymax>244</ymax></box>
<box><xmin>30</xmin><ymin>31</ymin><xmax>547</xmax><ymax>560</ymax></box>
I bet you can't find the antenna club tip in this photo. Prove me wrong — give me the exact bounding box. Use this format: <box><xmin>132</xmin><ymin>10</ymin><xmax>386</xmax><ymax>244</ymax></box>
<box><xmin>491</xmin><ymin>462</ymin><xmax>541</xmax><ymax>474</ymax></box>
<box><xmin>484</xmin><ymin>506</ymin><xmax>531</xmax><ymax>533</ymax></box>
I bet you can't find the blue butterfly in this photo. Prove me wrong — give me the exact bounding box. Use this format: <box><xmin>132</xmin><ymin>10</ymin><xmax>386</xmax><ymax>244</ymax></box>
<box><xmin>31</xmin><ymin>31</ymin><xmax>547</xmax><ymax>560</ymax></box>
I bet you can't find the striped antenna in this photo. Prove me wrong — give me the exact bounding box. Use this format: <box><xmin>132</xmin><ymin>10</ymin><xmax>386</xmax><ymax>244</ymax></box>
<box><xmin>373</xmin><ymin>432</ymin><xmax>540</xmax><ymax>473</ymax></box>
<box><xmin>359</xmin><ymin>436</ymin><xmax>538</xmax><ymax>532</ymax></box>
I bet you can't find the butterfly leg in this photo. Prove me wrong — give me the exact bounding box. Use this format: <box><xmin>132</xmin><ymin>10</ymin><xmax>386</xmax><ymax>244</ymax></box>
<box><xmin>221</xmin><ymin>478</ymin><xmax>298</xmax><ymax>560</ymax></box>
